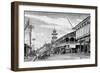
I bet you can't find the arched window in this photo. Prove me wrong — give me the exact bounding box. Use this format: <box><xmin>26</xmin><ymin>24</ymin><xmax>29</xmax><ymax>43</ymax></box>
<box><xmin>66</xmin><ymin>37</ymin><xmax>69</xmax><ymax>42</ymax></box>
<box><xmin>70</xmin><ymin>37</ymin><xmax>75</xmax><ymax>42</ymax></box>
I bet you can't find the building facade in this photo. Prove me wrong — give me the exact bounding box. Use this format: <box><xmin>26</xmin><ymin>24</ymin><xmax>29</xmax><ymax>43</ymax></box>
<box><xmin>73</xmin><ymin>16</ymin><xmax>90</xmax><ymax>54</ymax></box>
<box><xmin>51</xmin><ymin>31</ymin><xmax>76</xmax><ymax>54</ymax></box>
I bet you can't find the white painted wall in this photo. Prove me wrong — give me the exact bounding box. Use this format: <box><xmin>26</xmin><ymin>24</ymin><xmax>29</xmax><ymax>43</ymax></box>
<box><xmin>0</xmin><ymin>0</ymin><xmax>99</xmax><ymax>73</ymax></box>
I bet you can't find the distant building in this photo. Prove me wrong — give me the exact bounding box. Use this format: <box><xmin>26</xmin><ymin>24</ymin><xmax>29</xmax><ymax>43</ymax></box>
<box><xmin>73</xmin><ymin>16</ymin><xmax>90</xmax><ymax>53</ymax></box>
<box><xmin>51</xmin><ymin>28</ymin><xmax>58</xmax><ymax>44</ymax></box>
<box><xmin>50</xmin><ymin>28</ymin><xmax>58</xmax><ymax>54</ymax></box>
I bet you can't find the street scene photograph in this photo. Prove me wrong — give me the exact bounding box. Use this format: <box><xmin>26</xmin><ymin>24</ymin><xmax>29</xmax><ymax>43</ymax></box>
<box><xmin>24</xmin><ymin>11</ymin><xmax>91</xmax><ymax>62</ymax></box>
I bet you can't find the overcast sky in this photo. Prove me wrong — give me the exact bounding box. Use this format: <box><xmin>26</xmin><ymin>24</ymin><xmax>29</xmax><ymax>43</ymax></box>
<box><xmin>24</xmin><ymin>11</ymin><xmax>89</xmax><ymax>49</ymax></box>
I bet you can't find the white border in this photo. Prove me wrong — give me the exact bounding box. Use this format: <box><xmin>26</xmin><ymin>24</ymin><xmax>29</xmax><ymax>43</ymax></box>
<box><xmin>19</xmin><ymin>5</ymin><xmax>96</xmax><ymax>68</ymax></box>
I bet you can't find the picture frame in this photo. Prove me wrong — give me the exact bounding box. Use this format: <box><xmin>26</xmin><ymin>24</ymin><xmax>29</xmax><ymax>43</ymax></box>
<box><xmin>11</xmin><ymin>1</ymin><xmax>98</xmax><ymax>71</ymax></box>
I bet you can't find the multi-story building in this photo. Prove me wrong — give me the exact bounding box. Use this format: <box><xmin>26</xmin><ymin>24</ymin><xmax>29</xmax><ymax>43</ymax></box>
<box><xmin>51</xmin><ymin>31</ymin><xmax>76</xmax><ymax>54</ymax></box>
<box><xmin>73</xmin><ymin>16</ymin><xmax>90</xmax><ymax>53</ymax></box>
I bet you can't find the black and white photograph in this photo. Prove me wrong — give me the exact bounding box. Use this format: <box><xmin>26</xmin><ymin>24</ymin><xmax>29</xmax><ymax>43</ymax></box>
<box><xmin>24</xmin><ymin>11</ymin><xmax>91</xmax><ymax>62</ymax></box>
<box><xmin>11</xmin><ymin>2</ymin><xmax>97</xmax><ymax>71</ymax></box>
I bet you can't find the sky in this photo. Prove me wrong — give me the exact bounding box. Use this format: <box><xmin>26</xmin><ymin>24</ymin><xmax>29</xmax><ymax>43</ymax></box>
<box><xmin>24</xmin><ymin>11</ymin><xmax>89</xmax><ymax>49</ymax></box>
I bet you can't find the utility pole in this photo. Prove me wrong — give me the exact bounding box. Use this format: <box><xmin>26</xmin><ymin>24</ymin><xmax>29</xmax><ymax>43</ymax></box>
<box><xmin>29</xmin><ymin>25</ymin><xmax>32</xmax><ymax>47</ymax></box>
<box><xmin>28</xmin><ymin>24</ymin><xmax>34</xmax><ymax>50</ymax></box>
<box><xmin>26</xmin><ymin>19</ymin><xmax>34</xmax><ymax>57</ymax></box>
<box><xmin>24</xmin><ymin>19</ymin><xmax>30</xmax><ymax>58</ymax></box>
